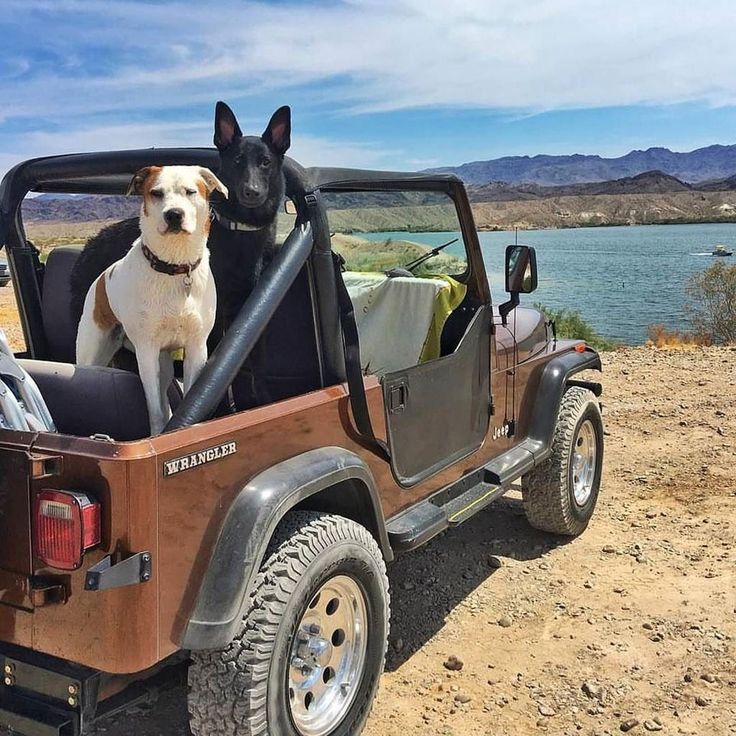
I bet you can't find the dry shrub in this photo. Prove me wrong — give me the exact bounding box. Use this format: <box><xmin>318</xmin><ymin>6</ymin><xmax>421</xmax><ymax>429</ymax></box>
<box><xmin>646</xmin><ymin>324</ymin><xmax>710</xmax><ymax>348</ymax></box>
<box><xmin>686</xmin><ymin>262</ymin><xmax>736</xmax><ymax>344</ymax></box>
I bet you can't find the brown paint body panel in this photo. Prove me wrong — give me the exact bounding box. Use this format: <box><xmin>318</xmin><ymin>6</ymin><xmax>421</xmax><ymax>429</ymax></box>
<box><xmin>0</xmin><ymin>434</ymin><xmax>161</xmax><ymax>673</ymax></box>
<box><xmin>0</xmin><ymin>332</ymin><xmax>571</xmax><ymax>674</ymax></box>
<box><xmin>0</xmin><ymin>605</ymin><xmax>33</xmax><ymax>650</ymax></box>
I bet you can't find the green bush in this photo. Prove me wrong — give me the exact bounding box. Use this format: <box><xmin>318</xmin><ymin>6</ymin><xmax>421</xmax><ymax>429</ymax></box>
<box><xmin>686</xmin><ymin>261</ymin><xmax>736</xmax><ymax>344</ymax></box>
<box><xmin>534</xmin><ymin>303</ymin><xmax>618</xmax><ymax>351</ymax></box>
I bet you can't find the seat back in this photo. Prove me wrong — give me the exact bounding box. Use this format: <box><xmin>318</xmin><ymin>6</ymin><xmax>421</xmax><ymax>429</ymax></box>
<box><xmin>232</xmin><ymin>264</ymin><xmax>325</xmax><ymax>409</ymax></box>
<box><xmin>42</xmin><ymin>245</ymin><xmax>83</xmax><ymax>363</ymax></box>
<box><xmin>20</xmin><ymin>360</ymin><xmax>150</xmax><ymax>440</ymax></box>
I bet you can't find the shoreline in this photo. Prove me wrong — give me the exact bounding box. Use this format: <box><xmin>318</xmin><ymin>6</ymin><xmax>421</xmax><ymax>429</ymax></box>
<box><xmin>477</xmin><ymin>217</ymin><xmax>736</xmax><ymax>232</ymax></box>
<box><xmin>321</xmin><ymin>219</ymin><xmax>736</xmax><ymax>236</ymax></box>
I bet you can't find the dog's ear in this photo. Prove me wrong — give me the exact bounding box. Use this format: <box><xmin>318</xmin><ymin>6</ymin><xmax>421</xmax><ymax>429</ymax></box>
<box><xmin>127</xmin><ymin>166</ymin><xmax>156</xmax><ymax>196</ymax></box>
<box><xmin>262</xmin><ymin>106</ymin><xmax>291</xmax><ymax>156</ymax></box>
<box><xmin>214</xmin><ymin>101</ymin><xmax>243</xmax><ymax>150</ymax></box>
<box><xmin>198</xmin><ymin>168</ymin><xmax>229</xmax><ymax>199</ymax></box>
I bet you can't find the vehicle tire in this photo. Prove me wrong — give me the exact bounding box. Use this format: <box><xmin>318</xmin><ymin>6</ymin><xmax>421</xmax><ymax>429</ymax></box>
<box><xmin>188</xmin><ymin>511</ymin><xmax>390</xmax><ymax>736</ymax></box>
<box><xmin>521</xmin><ymin>386</ymin><xmax>603</xmax><ymax>536</ymax></box>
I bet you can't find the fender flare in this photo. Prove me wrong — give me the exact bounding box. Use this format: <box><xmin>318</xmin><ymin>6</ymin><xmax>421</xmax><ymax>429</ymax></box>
<box><xmin>181</xmin><ymin>446</ymin><xmax>391</xmax><ymax>650</ymax></box>
<box><xmin>525</xmin><ymin>347</ymin><xmax>602</xmax><ymax>464</ymax></box>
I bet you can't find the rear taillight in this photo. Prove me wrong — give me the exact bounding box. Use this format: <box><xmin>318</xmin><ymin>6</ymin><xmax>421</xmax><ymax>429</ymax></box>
<box><xmin>33</xmin><ymin>490</ymin><xmax>101</xmax><ymax>570</ymax></box>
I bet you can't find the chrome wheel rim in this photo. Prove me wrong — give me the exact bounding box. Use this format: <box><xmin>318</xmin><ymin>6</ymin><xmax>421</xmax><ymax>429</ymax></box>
<box><xmin>571</xmin><ymin>419</ymin><xmax>597</xmax><ymax>506</ymax></box>
<box><xmin>288</xmin><ymin>575</ymin><xmax>368</xmax><ymax>736</ymax></box>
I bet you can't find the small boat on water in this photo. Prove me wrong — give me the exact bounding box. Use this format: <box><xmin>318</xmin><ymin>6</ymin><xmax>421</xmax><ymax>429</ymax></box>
<box><xmin>712</xmin><ymin>244</ymin><xmax>733</xmax><ymax>257</ymax></box>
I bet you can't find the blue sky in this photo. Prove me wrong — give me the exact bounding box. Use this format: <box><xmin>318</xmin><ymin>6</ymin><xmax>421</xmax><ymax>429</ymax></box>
<box><xmin>2</xmin><ymin>0</ymin><xmax>736</xmax><ymax>174</ymax></box>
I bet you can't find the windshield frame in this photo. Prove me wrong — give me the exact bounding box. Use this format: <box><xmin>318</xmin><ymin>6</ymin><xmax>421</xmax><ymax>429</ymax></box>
<box><xmin>317</xmin><ymin>178</ymin><xmax>489</xmax><ymax>305</ymax></box>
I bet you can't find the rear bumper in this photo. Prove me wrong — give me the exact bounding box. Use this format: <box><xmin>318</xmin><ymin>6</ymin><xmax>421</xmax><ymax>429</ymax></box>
<box><xmin>0</xmin><ymin>641</ymin><xmax>189</xmax><ymax>736</ymax></box>
<box><xmin>0</xmin><ymin>692</ymin><xmax>78</xmax><ymax>736</ymax></box>
<box><xmin>0</xmin><ymin>642</ymin><xmax>98</xmax><ymax>736</ymax></box>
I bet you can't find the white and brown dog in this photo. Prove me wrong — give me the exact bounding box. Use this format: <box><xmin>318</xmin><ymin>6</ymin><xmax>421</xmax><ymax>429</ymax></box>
<box><xmin>76</xmin><ymin>165</ymin><xmax>227</xmax><ymax>435</ymax></box>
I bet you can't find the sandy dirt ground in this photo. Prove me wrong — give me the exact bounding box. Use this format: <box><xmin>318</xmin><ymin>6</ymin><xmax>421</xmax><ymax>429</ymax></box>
<box><xmin>0</xmin><ymin>284</ymin><xmax>25</xmax><ymax>352</ymax></box>
<box><xmin>3</xmin><ymin>345</ymin><xmax>735</xmax><ymax>736</ymax></box>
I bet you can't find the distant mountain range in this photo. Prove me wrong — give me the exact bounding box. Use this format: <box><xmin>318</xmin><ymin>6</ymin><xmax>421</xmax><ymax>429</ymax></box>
<box><xmin>21</xmin><ymin>168</ymin><xmax>736</xmax><ymax>232</ymax></box>
<box><xmin>466</xmin><ymin>170</ymin><xmax>736</xmax><ymax>203</ymax></box>
<box><xmin>465</xmin><ymin>171</ymin><xmax>736</xmax><ymax>230</ymax></box>
<box><xmin>23</xmin><ymin>195</ymin><xmax>137</xmax><ymax>222</ymax></box>
<box><xmin>433</xmin><ymin>144</ymin><xmax>736</xmax><ymax>186</ymax></box>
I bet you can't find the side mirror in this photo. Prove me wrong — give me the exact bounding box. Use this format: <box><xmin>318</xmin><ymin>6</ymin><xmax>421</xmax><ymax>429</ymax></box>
<box><xmin>505</xmin><ymin>245</ymin><xmax>538</xmax><ymax>294</ymax></box>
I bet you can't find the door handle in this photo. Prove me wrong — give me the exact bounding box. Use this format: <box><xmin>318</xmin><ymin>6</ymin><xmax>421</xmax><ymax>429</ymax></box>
<box><xmin>388</xmin><ymin>383</ymin><xmax>408</xmax><ymax>414</ymax></box>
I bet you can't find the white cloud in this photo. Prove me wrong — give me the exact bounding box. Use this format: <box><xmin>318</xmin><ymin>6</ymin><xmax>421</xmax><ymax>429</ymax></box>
<box><xmin>1</xmin><ymin>0</ymin><xmax>736</xmax><ymax>171</ymax></box>
<box><xmin>289</xmin><ymin>135</ymin><xmax>401</xmax><ymax>168</ymax></box>
<box><xmin>1</xmin><ymin>0</ymin><xmax>736</xmax><ymax>121</ymax></box>
<box><xmin>22</xmin><ymin>121</ymin><xmax>211</xmax><ymax>153</ymax></box>
<box><xmin>0</xmin><ymin>121</ymin><xmax>392</xmax><ymax>177</ymax></box>
<box><xmin>0</xmin><ymin>121</ymin><xmax>210</xmax><ymax>174</ymax></box>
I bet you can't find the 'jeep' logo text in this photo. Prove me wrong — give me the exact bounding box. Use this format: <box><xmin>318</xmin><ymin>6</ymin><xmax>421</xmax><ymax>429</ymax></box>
<box><xmin>163</xmin><ymin>441</ymin><xmax>237</xmax><ymax>477</ymax></box>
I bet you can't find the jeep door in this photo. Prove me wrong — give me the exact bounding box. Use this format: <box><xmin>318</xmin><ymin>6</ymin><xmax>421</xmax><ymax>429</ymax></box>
<box><xmin>322</xmin><ymin>181</ymin><xmax>492</xmax><ymax>486</ymax></box>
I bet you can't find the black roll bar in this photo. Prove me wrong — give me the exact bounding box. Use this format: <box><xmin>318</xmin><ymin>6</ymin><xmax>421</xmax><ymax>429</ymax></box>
<box><xmin>164</xmin><ymin>221</ymin><xmax>314</xmax><ymax>431</ymax></box>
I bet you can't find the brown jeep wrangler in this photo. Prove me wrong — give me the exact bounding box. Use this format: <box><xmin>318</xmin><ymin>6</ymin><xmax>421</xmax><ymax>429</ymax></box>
<box><xmin>0</xmin><ymin>149</ymin><xmax>603</xmax><ymax>736</ymax></box>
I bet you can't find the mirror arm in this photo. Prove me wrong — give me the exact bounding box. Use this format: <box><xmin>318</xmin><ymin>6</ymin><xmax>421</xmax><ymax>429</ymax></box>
<box><xmin>498</xmin><ymin>292</ymin><xmax>519</xmax><ymax>326</ymax></box>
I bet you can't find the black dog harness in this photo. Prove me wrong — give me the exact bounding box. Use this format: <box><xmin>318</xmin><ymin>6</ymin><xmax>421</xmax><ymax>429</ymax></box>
<box><xmin>211</xmin><ymin>207</ymin><xmax>266</xmax><ymax>232</ymax></box>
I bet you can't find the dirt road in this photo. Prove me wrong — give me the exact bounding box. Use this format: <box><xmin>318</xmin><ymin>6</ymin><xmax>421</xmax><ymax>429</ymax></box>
<box><xmin>9</xmin><ymin>345</ymin><xmax>736</xmax><ymax>736</ymax></box>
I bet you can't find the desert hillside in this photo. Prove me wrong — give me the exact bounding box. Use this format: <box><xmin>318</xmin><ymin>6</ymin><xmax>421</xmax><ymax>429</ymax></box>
<box><xmin>469</xmin><ymin>188</ymin><xmax>736</xmax><ymax>230</ymax></box>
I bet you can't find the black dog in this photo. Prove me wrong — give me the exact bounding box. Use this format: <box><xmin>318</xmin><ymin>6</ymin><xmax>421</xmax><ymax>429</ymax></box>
<box><xmin>207</xmin><ymin>101</ymin><xmax>290</xmax><ymax>356</ymax></box>
<box><xmin>69</xmin><ymin>102</ymin><xmax>291</xmax><ymax>409</ymax></box>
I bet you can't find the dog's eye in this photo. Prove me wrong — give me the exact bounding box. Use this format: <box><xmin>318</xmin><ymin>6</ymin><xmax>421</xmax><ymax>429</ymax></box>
<box><xmin>150</xmin><ymin>189</ymin><xmax>164</xmax><ymax>199</ymax></box>
<box><xmin>259</xmin><ymin>157</ymin><xmax>271</xmax><ymax>168</ymax></box>
<box><xmin>185</xmin><ymin>189</ymin><xmax>197</xmax><ymax>196</ymax></box>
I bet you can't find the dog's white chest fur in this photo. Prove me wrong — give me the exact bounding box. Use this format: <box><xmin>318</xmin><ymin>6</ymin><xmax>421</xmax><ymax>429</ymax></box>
<box><xmin>108</xmin><ymin>242</ymin><xmax>215</xmax><ymax>351</ymax></box>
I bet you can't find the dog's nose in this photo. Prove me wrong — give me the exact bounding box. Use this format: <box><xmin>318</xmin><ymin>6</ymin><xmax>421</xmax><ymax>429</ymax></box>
<box><xmin>242</xmin><ymin>185</ymin><xmax>261</xmax><ymax>202</ymax></box>
<box><xmin>164</xmin><ymin>208</ymin><xmax>184</xmax><ymax>227</ymax></box>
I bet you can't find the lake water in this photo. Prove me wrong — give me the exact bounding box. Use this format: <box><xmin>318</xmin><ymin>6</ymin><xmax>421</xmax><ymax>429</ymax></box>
<box><xmin>363</xmin><ymin>223</ymin><xmax>736</xmax><ymax>344</ymax></box>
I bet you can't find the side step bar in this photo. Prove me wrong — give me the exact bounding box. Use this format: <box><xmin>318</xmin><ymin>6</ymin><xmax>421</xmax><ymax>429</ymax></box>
<box><xmin>444</xmin><ymin>482</ymin><xmax>506</xmax><ymax>525</ymax></box>
<box><xmin>386</xmin><ymin>440</ymin><xmax>539</xmax><ymax>552</ymax></box>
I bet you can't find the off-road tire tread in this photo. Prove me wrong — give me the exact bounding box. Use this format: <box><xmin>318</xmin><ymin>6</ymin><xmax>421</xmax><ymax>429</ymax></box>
<box><xmin>522</xmin><ymin>386</ymin><xmax>601</xmax><ymax>536</ymax></box>
<box><xmin>188</xmin><ymin>511</ymin><xmax>389</xmax><ymax>736</ymax></box>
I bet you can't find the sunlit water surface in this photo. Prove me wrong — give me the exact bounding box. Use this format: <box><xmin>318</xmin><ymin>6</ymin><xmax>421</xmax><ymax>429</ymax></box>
<box><xmin>363</xmin><ymin>223</ymin><xmax>736</xmax><ymax>344</ymax></box>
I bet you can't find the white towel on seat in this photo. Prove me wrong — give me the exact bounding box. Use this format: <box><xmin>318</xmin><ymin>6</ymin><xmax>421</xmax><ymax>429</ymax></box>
<box><xmin>344</xmin><ymin>272</ymin><xmax>450</xmax><ymax>376</ymax></box>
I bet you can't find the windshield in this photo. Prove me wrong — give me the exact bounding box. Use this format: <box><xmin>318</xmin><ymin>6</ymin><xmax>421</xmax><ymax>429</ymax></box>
<box><xmin>321</xmin><ymin>189</ymin><xmax>469</xmax><ymax>278</ymax></box>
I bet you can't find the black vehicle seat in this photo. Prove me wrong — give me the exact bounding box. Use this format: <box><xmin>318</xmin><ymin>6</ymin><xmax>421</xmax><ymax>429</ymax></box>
<box><xmin>19</xmin><ymin>360</ymin><xmax>150</xmax><ymax>441</ymax></box>
<box><xmin>42</xmin><ymin>245</ymin><xmax>83</xmax><ymax>363</ymax></box>
<box><xmin>40</xmin><ymin>247</ymin><xmax>325</xmax><ymax>418</ymax></box>
<box><xmin>231</xmin><ymin>264</ymin><xmax>325</xmax><ymax>409</ymax></box>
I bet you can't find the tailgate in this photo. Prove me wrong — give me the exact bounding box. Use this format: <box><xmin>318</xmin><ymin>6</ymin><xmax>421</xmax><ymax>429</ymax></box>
<box><xmin>2</xmin><ymin>431</ymin><xmax>163</xmax><ymax>674</ymax></box>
